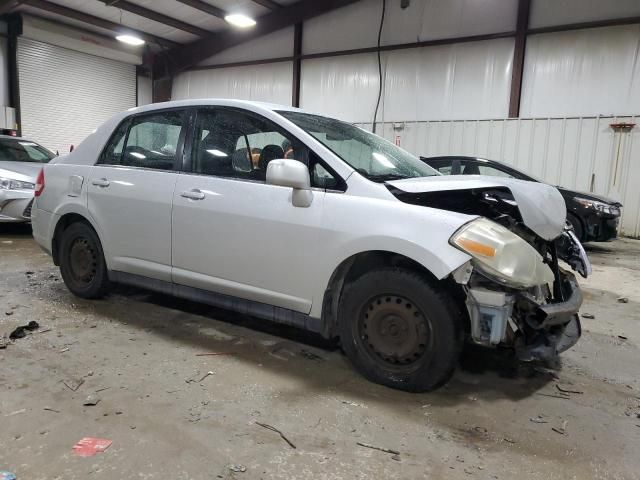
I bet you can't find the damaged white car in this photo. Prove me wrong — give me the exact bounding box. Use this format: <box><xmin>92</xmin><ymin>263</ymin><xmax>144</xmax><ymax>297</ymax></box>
<box><xmin>31</xmin><ymin>100</ymin><xmax>590</xmax><ymax>392</ymax></box>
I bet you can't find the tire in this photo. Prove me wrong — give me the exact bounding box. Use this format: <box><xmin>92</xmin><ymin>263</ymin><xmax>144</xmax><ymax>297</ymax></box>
<box><xmin>338</xmin><ymin>268</ymin><xmax>463</xmax><ymax>392</ymax></box>
<box><xmin>59</xmin><ymin>222</ymin><xmax>111</xmax><ymax>299</ymax></box>
<box><xmin>567</xmin><ymin>212</ymin><xmax>585</xmax><ymax>242</ymax></box>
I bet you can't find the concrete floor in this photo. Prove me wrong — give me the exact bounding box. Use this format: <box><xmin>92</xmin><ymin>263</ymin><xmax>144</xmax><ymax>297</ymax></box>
<box><xmin>1</xmin><ymin>224</ymin><xmax>639</xmax><ymax>480</ymax></box>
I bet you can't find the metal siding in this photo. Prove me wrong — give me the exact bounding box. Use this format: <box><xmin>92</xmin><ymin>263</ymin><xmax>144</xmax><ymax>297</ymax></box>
<box><xmin>521</xmin><ymin>25</ymin><xmax>640</xmax><ymax>117</ymax></box>
<box><xmin>18</xmin><ymin>38</ymin><xmax>135</xmax><ymax>154</ymax></box>
<box><xmin>172</xmin><ymin>62</ymin><xmax>293</xmax><ymax>105</ymax></box>
<box><xmin>357</xmin><ymin>116</ymin><xmax>640</xmax><ymax>238</ymax></box>
<box><xmin>530</xmin><ymin>0</ymin><xmax>640</xmax><ymax>29</ymax></box>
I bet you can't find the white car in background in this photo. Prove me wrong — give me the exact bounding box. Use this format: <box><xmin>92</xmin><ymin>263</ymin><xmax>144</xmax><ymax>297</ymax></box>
<box><xmin>31</xmin><ymin>99</ymin><xmax>590</xmax><ymax>392</ymax></box>
<box><xmin>0</xmin><ymin>135</ymin><xmax>55</xmax><ymax>222</ymax></box>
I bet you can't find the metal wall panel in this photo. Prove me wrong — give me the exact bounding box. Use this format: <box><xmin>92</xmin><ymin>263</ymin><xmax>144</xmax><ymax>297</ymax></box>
<box><xmin>172</xmin><ymin>62</ymin><xmax>293</xmax><ymax>106</ymax></box>
<box><xmin>302</xmin><ymin>0</ymin><xmax>518</xmax><ymax>55</ymax></box>
<box><xmin>137</xmin><ymin>75</ymin><xmax>152</xmax><ymax>106</ymax></box>
<box><xmin>198</xmin><ymin>27</ymin><xmax>294</xmax><ymax>66</ymax></box>
<box><xmin>18</xmin><ymin>38</ymin><xmax>136</xmax><ymax>154</ymax></box>
<box><xmin>300</xmin><ymin>38</ymin><xmax>513</xmax><ymax>123</ymax></box>
<box><xmin>357</xmin><ymin>116</ymin><xmax>640</xmax><ymax>238</ymax></box>
<box><xmin>530</xmin><ymin>0</ymin><xmax>640</xmax><ymax>29</ymax></box>
<box><xmin>521</xmin><ymin>25</ymin><xmax>640</xmax><ymax>118</ymax></box>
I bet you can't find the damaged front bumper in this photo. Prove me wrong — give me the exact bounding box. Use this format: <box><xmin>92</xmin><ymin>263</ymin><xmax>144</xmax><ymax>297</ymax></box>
<box><xmin>458</xmin><ymin>267</ymin><xmax>583</xmax><ymax>362</ymax></box>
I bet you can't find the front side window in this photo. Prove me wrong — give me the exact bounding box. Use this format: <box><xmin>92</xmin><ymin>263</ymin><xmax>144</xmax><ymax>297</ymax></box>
<box><xmin>279</xmin><ymin>111</ymin><xmax>439</xmax><ymax>182</ymax></box>
<box><xmin>192</xmin><ymin>108</ymin><xmax>316</xmax><ymax>183</ymax></box>
<box><xmin>101</xmin><ymin>111</ymin><xmax>184</xmax><ymax>170</ymax></box>
<box><xmin>0</xmin><ymin>139</ymin><xmax>54</xmax><ymax>163</ymax></box>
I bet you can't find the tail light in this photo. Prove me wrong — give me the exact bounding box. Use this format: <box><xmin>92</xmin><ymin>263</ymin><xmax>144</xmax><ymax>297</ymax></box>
<box><xmin>34</xmin><ymin>168</ymin><xmax>45</xmax><ymax>197</ymax></box>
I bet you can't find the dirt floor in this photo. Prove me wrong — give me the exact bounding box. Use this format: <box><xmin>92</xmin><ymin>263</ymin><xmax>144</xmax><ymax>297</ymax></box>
<box><xmin>1</xmin><ymin>224</ymin><xmax>639</xmax><ymax>480</ymax></box>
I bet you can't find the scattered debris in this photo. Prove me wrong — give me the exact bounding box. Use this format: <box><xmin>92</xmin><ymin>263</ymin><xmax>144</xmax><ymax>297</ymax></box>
<box><xmin>4</xmin><ymin>311</ymin><xmax>13</xmax><ymax>316</ymax></box>
<box><xmin>503</xmin><ymin>437</ymin><xmax>516</xmax><ymax>444</ymax></box>
<box><xmin>83</xmin><ymin>395</ymin><xmax>101</xmax><ymax>406</ymax></box>
<box><xmin>9</xmin><ymin>321</ymin><xmax>40</xmax><ymax>340</ymax></box>
<box><xmin>228</xmin><ymin>465</ymin><xmax>246</xmax><ymax>473</ymax></box>
<box><xmin>341</xmin><ymin>400</ymin><xmax>365</xmax><ymax>408</ymax></box>
<box><xmin>197</xmin><ymin>371</ymin><xmax>214</xmax><ymax>383</ymax></box>
<box><xmin>581</xmin><ymin>313</ymin><xmax>595</xmax><ymax>319</ymax></box>
<box><xmin>72</xmin><ymin>437</ymin><xmax>112</xmax><ymax>457</ymax></box>
<box><xmin>59</xmin><ymin>347</ymin><xmax>70</xmax><ymax>353</ymax></box>
<box><xmin>195</xmin><ymin>352</ymin><xmax>234</xmax><ymax>357</ymax></box>
<box><xmin>255</xmin><ymin>422</ymin><xmax>296</xmax><ymax>449</ymax></box>
<box><xmin>0</xmin><ymin>472</ymin><xmax>17</xmax><ymax>480</ymax></box>
<box><xmin>0</xmin><ymin>336</ymin><xmax>9</xmax><ymax>349</ymax></box>
<box><xmin>299</xmin><ymin>349</ymin><xmax>325</xmax><ymax>361</ymax></box>
<box><xmin>556</xmin><ymin>384</ymin><xmax>584</xmax><ymax>395</ymax></box>
<box><xmin>356</xmin><ymin>442</ymin><xmax>400</xmax><ymax>456</ymax></box>
<box><xmin>391</xmin><ymin>454</ymin><xmax>401</xmax><ymax>461</ymax></box>
<box><xmin>25</xmin><ymin>271</ymin><xmax>34</xmax><ymax>275</ymax></box>
<box><xmin>536</xmin><ymin>392</ymin><xmax>571</xmax><ymax>400</ymax></box>
<box><xmin>617</xmin><ymin>297</ymin><xmax>629</xmax><ymax>303</ymax></box>
<box><xmin>529</xmin><ymin>415</ymin><xmax>548</xmax><ymax>424</ymax></box>
<box><xmin>618</xmin><ymin>335</ymin><xmax>628</xmax><ymax>341</ymax></box>
<box><xmin>62</xmin><ymin>378</ymin><xmax>85</xmax><ymax>392</ymax></box>
<box><xmin>4</xmin><ymin>408</ymin><xmax>27</xmax><ymax>417</ymax></box>
<box><xmin>44</xmin><ymin>407</ymin><xmax>60</xmax><ymax>413</ymax></box>
<box><xmin>552</xmin><ymin>420</ymin><xmax>568</xmax><ymax>435</ymax></box>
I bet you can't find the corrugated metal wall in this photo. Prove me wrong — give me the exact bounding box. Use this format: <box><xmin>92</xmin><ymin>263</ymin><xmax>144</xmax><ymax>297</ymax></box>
<box><xmin>356</xmin><ymin>116</ymin><xmax>640</xmax><ymax>238</ymax></box>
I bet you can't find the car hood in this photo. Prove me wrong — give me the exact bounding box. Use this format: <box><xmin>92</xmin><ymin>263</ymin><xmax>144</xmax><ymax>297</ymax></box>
<box><xmin>0</xmin><ymin>161</ymin><xmax>42</xmax><ymax>182</ymax></box>
<box><xmin>558</xmin><ymin>187</ymin><xmax>622</xmax><ymax>206</ymax></box>
<box><xmin>387</xmin><ymin>175</ymin><xmax>567</xmax><ymax>241</ymax></box>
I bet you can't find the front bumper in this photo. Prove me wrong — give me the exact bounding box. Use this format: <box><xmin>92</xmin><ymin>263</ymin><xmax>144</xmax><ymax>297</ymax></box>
<box><xmin>462</xmin><ymin>269</ymin><xmax>583</xmax><ymax>361</ymax></box>
<box><xmin>584</xmin><ymin>212</ymin><xmax>620</xmax><ymax>242</ymax></box>
<box><xmin>0</xmin><ymin>189</ymin><xmax>34</xmax><ymax>222</ymax></box>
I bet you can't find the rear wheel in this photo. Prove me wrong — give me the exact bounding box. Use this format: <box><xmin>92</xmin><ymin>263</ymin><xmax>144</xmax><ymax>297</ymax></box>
<box><xmin>59</xmin><ymin>222</ymin><xmax>110</xmax><ymax>299</ymax></box>
<box><xmin>338</xmin><ymin>268</ymin><xmax>463</xmax><ymax>392</ymax></box>
<box><xmin>567</xmin><ymin>213</ymin><xmax>585</xmax><ymax>242</ymax></box>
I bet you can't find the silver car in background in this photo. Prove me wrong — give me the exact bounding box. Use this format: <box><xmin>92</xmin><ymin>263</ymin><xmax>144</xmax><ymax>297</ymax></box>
<box><xmin>0</xmin><ymin>135</ymin><xmax>55</xmax><ymax>222</ymax></box>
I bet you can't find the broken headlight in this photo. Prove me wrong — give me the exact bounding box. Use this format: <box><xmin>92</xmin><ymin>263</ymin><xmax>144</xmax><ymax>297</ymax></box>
<box><xmin>450</xmin><ymin>217</ymin><xmax>554</xmax><ymax>289</ymax></box>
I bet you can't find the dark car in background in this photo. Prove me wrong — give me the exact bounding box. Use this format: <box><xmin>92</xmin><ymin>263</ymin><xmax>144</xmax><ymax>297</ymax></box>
<box><xmin>422</xmin><ymin>156</ymin><xmax>622</xmax><ymax>243</ymax></box>
<box><xmin>0</xmin><ymin>135</ymin><xmax>55</xmax><ymax>223</ymax></box>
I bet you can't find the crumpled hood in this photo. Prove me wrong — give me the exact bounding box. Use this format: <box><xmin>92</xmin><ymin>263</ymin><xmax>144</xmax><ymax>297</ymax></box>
<box><xmin>387</xmin><ymin>175</ymin><xmax>567</xmax><ymax>241</ymax></box>
<box><xmin>0</xmin><ymin>161</ymin><xmax>42</xmax><ymax>182</ymax></box>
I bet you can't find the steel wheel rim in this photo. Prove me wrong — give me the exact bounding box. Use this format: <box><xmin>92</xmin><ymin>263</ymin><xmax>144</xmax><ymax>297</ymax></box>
<box><xmin>68</xmin><ymin>237</ymin><xmax>97</xmax><ymax>285</ymax></box>
<box><xmin>357</xmin><ymin>294</ymin><xmax>431</xmax><ymax>369</ymax></box>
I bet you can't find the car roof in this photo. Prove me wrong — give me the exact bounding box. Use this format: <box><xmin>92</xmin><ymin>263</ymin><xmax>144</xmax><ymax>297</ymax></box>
<box><xmin>124</xmin><ymin>98</ymin><xmax>306</xmax><ymax>117</ymax></box>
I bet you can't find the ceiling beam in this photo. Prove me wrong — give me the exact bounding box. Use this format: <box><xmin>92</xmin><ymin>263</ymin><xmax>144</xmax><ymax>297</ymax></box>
<box><xmin>20</xmin><ymin>0</ymin><xmax>179</xmax><ymax>47</ymax></box>
<box><xmin>96</xmin><ymin>0</ymin><xmax>210</xmax><ymax>37</ymax></box>
<box><xmin>174</xmin><ymin>0</ymin><xmax>225</xmax><ymax>19</ymax></box>
<box><xmin>251</xmin><ymin>0</ymin><xmax>281</xmax><ymax>9</ymax></box>
<box><xmin>155</xmin><ymin>0</ymin><xmax>362</xmax><ymax>77</ymax></box>
<box><xmin>0</xmin><ymin>0</ymin><xmax>20</xmax><ymax>15</ymax></box>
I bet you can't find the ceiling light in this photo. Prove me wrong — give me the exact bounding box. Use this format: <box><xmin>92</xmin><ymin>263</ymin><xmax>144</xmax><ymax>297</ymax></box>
<box><xmin>224</xmin><ymin>14</ymin><xmax>256</xmax><ymax>28</ymax></box>
<box><xmin>116</xmin><ymin>34</ymin><xmax>145</xmax><ymax>46</ymax></box>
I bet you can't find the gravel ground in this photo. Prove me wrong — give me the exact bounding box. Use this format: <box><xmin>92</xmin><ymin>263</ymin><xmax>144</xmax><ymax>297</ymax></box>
<box><xmin>1</xmin><ymin>224</ymin><xmax>639</xmax><ymax>480</ymax></box>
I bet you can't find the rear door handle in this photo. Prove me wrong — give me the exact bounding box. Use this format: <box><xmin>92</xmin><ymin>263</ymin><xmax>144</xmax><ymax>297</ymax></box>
<box><xmin>91</xmin><ymin>178</ymin><xmax>110</xmax><ymax>187</ymax></box>
<box><xmin>180</xmin><ymin>189</ymin><xmax>205</xmax><ymax>200</ymax></box>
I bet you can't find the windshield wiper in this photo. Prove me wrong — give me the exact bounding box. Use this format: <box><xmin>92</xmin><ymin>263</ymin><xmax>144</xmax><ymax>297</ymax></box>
<box><xmin>367</xmin><ymin>173</ymin><xmax>412</xmax><ymax>182</ymax></box>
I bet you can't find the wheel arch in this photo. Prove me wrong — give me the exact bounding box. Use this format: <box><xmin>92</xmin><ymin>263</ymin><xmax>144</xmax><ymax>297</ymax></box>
<box><xmin>51</xmin><ymin>212</ymin><xmax>104</xmax><ymax>266</ymax></box>
<box><xmin>318</xmin><ymin>249</ymin><xmax>465</xmax><ymax>339</ymax></box>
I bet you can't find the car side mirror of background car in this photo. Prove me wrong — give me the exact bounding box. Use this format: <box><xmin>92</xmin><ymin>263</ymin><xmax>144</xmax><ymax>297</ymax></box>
<box><xmin>266</xmin><ymin>159</ymin><xmax>313</xmax><ymax>208</ymax></box>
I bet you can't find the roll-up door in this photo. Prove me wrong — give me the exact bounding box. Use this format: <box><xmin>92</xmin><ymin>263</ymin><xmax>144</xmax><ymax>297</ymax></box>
<box><xmin>18</xmin><ymin>37</ymin><xmax>135</xmax><ymax>154</ymax></box>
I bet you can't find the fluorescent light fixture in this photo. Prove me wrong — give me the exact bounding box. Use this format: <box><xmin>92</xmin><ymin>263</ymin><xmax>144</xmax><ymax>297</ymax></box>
<box><xmin>224</xmin><ymin>14</ymin><xmax>256</xmax><ymax>28</ymax></box>
<box><xmin>116</xmin><ymin>34</ymin><xmax>145</xmax><ymax>46</ymax></box>
<box><xmin>129</xmin><ymin>152</ymin><xmax>146</xmax><ymax>159</ymax></box>
<box><xmin>207</xmin><ymin>149</ymin><xmax>228</xmax><ymax>157</ymax></box>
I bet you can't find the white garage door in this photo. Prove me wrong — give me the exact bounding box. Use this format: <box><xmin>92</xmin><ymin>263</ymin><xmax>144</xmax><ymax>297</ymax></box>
<box><xmin>18</xmin><ymin>38</ymin><xmax>136</xmax><ymax>154</ymax></box>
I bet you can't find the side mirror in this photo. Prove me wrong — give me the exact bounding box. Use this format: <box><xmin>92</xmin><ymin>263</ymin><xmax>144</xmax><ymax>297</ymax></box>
<box><xmin>266</xmin><ymin>159</ymin><xmax>313</xmax><ymax>207</ymax></box>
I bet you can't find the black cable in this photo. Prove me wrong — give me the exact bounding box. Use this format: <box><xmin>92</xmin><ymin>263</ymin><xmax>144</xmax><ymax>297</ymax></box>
<box><xmin>372</xmin><ymin>0</ymin><xmax>386</xmax><ymax>134</ymax></box>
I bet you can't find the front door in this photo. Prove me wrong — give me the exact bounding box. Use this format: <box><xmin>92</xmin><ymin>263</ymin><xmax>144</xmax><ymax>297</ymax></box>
<box><xmin>171</xmin><ymin>107</ymin><xmax>335</xmax><ymax>313</ymax></box>
<box><xmin>88</xmin><ymin>109</ymin><xmax>186</xmax><ymax>281</ymax></box>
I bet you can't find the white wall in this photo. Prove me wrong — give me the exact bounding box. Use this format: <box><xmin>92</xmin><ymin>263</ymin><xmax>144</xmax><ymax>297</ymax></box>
<box><xmin>137</xmin><ymin>75</ymin><xmax>152</xmax><ymax>106</ymax></box>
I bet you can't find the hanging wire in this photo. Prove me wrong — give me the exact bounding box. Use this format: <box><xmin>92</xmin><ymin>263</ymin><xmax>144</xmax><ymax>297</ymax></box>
<box><xmin>372</xmin><ymin>0</ymin><xmax>387</xmax><ymax>134</ymax></box>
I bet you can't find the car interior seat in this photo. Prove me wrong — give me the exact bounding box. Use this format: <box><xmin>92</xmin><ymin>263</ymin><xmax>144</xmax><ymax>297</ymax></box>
<box><xmin>462</xmin><ymin>163</ymin><xmax>481</xmax><ymax>175</ymax></box>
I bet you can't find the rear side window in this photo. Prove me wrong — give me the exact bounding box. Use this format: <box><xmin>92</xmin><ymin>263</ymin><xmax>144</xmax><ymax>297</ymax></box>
<box><xmin>101</xmin><ymin>111</ymin><xmax>184</xmax><ymax>171</ymax></box>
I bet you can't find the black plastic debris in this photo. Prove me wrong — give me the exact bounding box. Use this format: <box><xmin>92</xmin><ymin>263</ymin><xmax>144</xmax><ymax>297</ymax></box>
<box><xmin>9</xmin><ymin>321</ymin><xmax>40</xmax><ymax>340</ymax></box>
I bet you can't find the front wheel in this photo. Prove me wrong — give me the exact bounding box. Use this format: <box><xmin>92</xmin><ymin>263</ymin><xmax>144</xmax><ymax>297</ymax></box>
<box><xmin>59</xmin><ymin>222</ymin><xmax>111</xmax><ymax>299</ymax></box>
<box><xmin>338</xmin><ymin>268</ymin><xmax>463</xmax><ymax>392</ymax></box>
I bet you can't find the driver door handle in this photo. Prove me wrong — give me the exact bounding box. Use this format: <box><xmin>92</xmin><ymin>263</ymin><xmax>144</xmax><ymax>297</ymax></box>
<box><xmin>91</xmin><ymin>178</ymin><xmax>110</xmax><ymax>187</ymax></box>
<box><xmin>180</xmin><ymin>189</ymin><xmax>205</xmax><ymax>200</ymax></box>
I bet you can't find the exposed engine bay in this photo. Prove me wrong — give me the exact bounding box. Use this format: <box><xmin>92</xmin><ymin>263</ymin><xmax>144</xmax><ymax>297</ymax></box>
<box><xmin>388</xmin><ymin>184</ymin><xmax>590</xmax><ymax>362</ymax></box>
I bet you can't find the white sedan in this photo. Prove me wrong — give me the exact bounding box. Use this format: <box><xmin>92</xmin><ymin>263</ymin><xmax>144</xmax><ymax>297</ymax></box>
<box><xmin>31</xmin><ymin>99</ymin><xmax>589</xmax><ymax>392</ymax></box>
<box><xmin>0</xmin><ymin>135</ymin><xmax>55</xmax><ymax>222</ymax></box>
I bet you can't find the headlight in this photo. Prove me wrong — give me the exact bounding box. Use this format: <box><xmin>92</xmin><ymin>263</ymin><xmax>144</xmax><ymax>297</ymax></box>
<box><xmin>0</xmin><ymin>176</ymin><xmax>35</xmax><ymax>190</ymax></box>
<box><xmin>574</xmin><ymin>197</ymin><xmax>616</xmax><ymax>215</ymax></box>
<box><xmin>450</xmin><ymin>218</ymin><xmax>555</xmax><ymax>288</ymax></box>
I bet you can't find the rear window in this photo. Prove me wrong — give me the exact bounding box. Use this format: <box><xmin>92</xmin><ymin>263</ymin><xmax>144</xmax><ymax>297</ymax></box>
<box><xmin>0</xmin><ymin>139</ymin><xmax>55</xmax><ymax>163</ymax></box>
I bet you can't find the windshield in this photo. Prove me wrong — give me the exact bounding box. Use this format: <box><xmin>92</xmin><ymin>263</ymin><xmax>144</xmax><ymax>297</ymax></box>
<box><xmin>0</xmin><ymin>139</ymin><xmax>55</xmax><ymax>163</ymax></box>
<box><xmin>278</xmin><ymin>111</ymin><xmax>438</xmax><ymax>182</ymax></box>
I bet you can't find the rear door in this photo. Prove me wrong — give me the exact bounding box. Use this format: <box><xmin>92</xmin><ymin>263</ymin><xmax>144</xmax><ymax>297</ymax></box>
<box><xmin>87</xmin><ymin>109</ymin><xmax>187</xmax><ymax>281</ymax></box>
